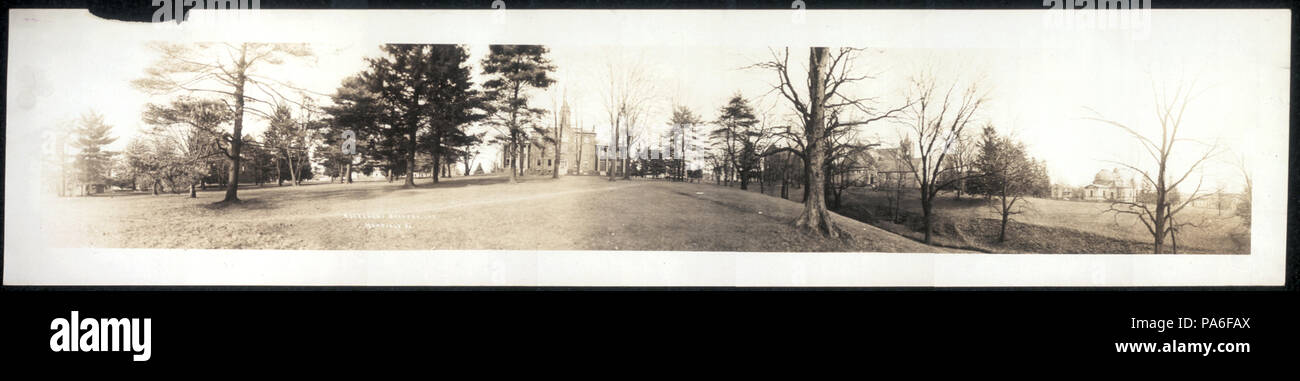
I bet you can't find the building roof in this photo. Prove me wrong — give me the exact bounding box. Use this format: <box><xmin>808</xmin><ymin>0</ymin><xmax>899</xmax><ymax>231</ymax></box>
<box><xmin>863</xmin><ymin>148</ymin><xmax>920</xmax><ymax>173</ymax></box>
<box><xmin>1091</xmin><ymin>167</ymin><xmax>1138</xmax><ymax>188</ymax></box>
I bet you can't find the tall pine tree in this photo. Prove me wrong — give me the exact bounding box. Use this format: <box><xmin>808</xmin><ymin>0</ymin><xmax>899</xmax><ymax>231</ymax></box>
<box><xmin>72</xmin><ymin>111</ymin><xmax>117</xmax><ymax>195</ymax></box>
<box><xmin>480</xmin><ymin>45</ymin><xmax>556</xmax><ymax>183</ymax></box>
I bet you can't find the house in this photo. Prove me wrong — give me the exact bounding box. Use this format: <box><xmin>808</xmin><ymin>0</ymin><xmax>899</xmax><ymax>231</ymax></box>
<box><xmin>845</xmin><ymin>148</ymin><xmax>920</xmax><ymax>190</ymax></box>
<box><xmin>1050</xmin><ymin>184</ymin><xmax>1075</xmax><ymax>200</ymax></box>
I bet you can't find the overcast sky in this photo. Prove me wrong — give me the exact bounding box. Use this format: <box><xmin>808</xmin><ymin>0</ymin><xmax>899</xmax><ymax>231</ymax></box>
<box><xmin>8</xmin><ymin>9</ymin><xmax>1288</xmax><ymax>191</ymax></box>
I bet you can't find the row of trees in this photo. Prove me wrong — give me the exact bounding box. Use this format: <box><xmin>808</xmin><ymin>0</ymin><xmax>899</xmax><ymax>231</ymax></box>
<box><xmin>101</xmin><ymin>43</ymin><xmax>565</xmax><ymax>201</ymax></box>
<box><xmin>326</xmin><ymin>44</ymin><xmax>488</xmax><ymax>188</ymax></box>
<box><xmin>633</xmin><ymin>47</ymin><xmax>912</xmax><ymax>239</ymax></box>
<box><xmin>743</xmin><ymin>47</ymin><xmax>1234</xmax><ymax>254</ymax></box>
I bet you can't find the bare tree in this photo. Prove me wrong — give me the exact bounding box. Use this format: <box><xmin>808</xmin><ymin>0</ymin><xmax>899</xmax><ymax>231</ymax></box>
<box><xmin>133</xmin><ymin>42</ymin><xmax>314</xmax><ymax>203</ymax></box>
<box><xmin>141</xmin><ymin>98</ymin><xmax>229</xmax><ymax>197</ymax></box>
<box><xmin>623</xmin><ymin>101</ymin><xmax>652</xmax><ymax>180</ymax></box>
<box><xmin>1085</xmin><ymin>82</ymin><xmax>1220</xmax><ymax>254</ymax></box>
<box><xmin>600</xmin><ymin>55</ymin><xmax>657</xmax><ymax>181</ymax></box>
<box><xmin>668</xmin><ymin>105</ymin><xmax>704</xmax><ymax>181</ymax></box>
<box><xmin>551</xmin><ymin>93</ymin><xmax>568</xmax><ymax>179</ymax></box>
<box><xmin>947</xmin><ymin>128</ymin><xmax>979</xmax><ymax>200</ymax></box>
<box><xmin>751</xmin><ymin>47</ymin><xmax>905</xmax><ymax>237</ymax></box>
<box><xmin>1229</xmin><ymin>153</ymin><xmax>1252</xmax><ymax>252</ymax></box>
<box><xmin>897</xmin><ymin>71</ymin><xmax>988</xmax><ymax>244</ymax></box>
<box><xmin>1232</xmin><ymin>153</ymin><xmax>1252</xmax><ymax>228</ymax></box>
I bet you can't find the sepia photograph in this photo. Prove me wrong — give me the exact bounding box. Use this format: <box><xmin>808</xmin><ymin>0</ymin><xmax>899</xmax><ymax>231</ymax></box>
<box><xmin>3</xmin><ymin>7</ymin><xmax>1289</xmax><ymax>286</ymax></box>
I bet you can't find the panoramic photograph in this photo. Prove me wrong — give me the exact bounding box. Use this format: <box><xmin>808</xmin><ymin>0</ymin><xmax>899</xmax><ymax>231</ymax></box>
<box><xmin>2</xmin><ymin>6</ymin><xmax>1293</xmax><ymax>368</ymax></box>
<box><xmin>13</xmin><ymin>12</ymin><xmax>1273</xmax><ymax>255</ymax></box>
<box><xmin>4</xmin><ymin>8</ymin><xmax>1288</xmax><ymax>287</ymax></box>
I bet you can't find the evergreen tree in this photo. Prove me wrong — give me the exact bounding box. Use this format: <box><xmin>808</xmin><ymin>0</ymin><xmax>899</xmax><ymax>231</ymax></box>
<box><xmin>711</xmin><ymin>93</ymin><xmax>761</xmax><ymax>190</ymax></box>
<box><xmin>72</xmin><ymin>111</ymin><xmax>118</xmax><ymax>195</ymax></box>
<box><xmin>355</xmin><ymin>44</ymin><xmax>483</xmax><ymax>187</ymax></box>
<box><xmin>480</xmin><ymin>45</ymin><xmax>557</xmax><ymax>183</ymax></box>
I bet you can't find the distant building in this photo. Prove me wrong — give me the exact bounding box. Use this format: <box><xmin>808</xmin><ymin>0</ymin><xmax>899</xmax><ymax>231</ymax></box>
<box><xmin>500</xmin><ymin>100</ymin><xmax>598</xmax><ymax>175</ymax></box>
<box><xmin>1190</xmin><ymin>192</ymin><xmax>1244</xmax><ymax>211</ymax></box>
<box><xmin>845</xmin><ymin>148</ymin><xmax>920</xmax><ymax>190</ymax></box>
<box><xmin>593</xmin><ymin>144</ymin><xmax>628</xmax><ymax>175</ymax></box>
<box><xmin>1081</xmin><ymin>168</ymin><xmax>1142</xmax><ymax>202</ymax></box>
<box><xmin>1050</xmin><ymin>184</ymin><xmax>1075</xmax><ymax>200</ymax></box>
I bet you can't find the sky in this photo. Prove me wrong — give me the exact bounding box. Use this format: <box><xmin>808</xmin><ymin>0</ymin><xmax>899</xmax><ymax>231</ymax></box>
<box><xmin>7</xmin><ymin>9</ymin><xmax>1289</xmax><ymax>192</ymax></box>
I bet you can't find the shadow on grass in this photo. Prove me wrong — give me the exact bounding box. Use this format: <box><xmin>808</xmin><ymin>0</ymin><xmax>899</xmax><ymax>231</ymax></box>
<box><xmin>409</xmin><ymin>176</ymin><xmax>514</xmax><ymax>189</ymax></box>
<box><xmin>201</xmin><ymin>198</ymin><xmax>278</xmax><ymax>211</ymax></box>
<box><xmin>87</xmin><ymin>191</ymin><xmax>162</xmax><ymax>199</ymax></box>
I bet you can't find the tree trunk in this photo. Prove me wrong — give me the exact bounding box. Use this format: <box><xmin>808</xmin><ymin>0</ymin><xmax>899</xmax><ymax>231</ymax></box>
<box><xmin>921</xmin><ymin>195</ymin><xmax>934</xmax><ymax>243</ymax></box>
<box><xmin>517</xmin><ymin>143</ymin><xmax>525</xmax><ymax>177</ymax></box>
<box><xmin>1153</xmin><ymin>164</ymin><xmax>1168</xmax><ymax>254</ymax></box>
<box><xmin>224</xmin><ymin>126</ymin><xmax>243</xmax><ymax>199</ymax></box>
<box><xmin>1170</xmin><ymin>226</ymin><xmax>1178</xmax><ymax>254</ymax></box>
<box><xmin>794</xmin><ymin>47</ymin><xmax>839</xmax><ymax>237</ymax></box>
<box><xmin>682</xmin><ymin>132</ymin><xmax>688</xmax><ymax>181</ymax></box>
<box><xmin>431</xmin><ymin>133</ymin><xmax>442</xmax><ymax>184</ymax></box>
<box><xmin>508</xmin><ymin>140</ymin><xmax>519</xmax><ymax>183</ymax></box>
<box><xmin>800</xmin><ymin>160</ymin><xmax>811</xmax><ymax>203</ymax></box>
<box><xmin>780</xmin><ymin>163</ymin><xmax>789</xmax><ymax>200</ymax></box>
<box><xmin>222</xmin><ymin>47</ymin><xmax>249</xmax><ymax>203</ymax></box>
<box><xmin>609</xmin><ymin>120</ymin><xmax>618</xmax><ymax>182</ymax></box>
<box><xmin>190</xmin><ymin>183</ymin><xmax>197</xmax><ymax>198</ymax></box>
<box><xmin>623</xmin><ymin>133</ymin><xmax>632</xmax><ymax>180</ymax></box>
<box><xmin>999</xmin><ymin>212</ymin><xmax>1009</xmax><ymax>243</ymax></box>
<box><xmin>553</xmin><ymin>122</ymin><xmax>562</xmax><ymax>179</ymax></box>
<box><xmin>285</xmin><ymin>154</ymin><xmax>300</xmax><ymax>186</ymax></box>
<box><xmin>575</xmin><ymin>136</ymin><xmax>584</xmax><ymax>176</ymax></box>
<box><xmin>404</xmin><ymin>127</ymin><xmax>417</xmax><ymax>188</ymax></box>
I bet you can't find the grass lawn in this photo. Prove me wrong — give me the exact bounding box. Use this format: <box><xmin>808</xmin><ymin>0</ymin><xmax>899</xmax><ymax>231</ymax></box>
<box><xmin>723</xmin><ymin>180</ymin><xmax>1250</xmax><ymax>254</ymax></box>
<box><xmin>39</xmin><ymin>174</ymin><xmax>959</xmax><ymax>252</ymax></box>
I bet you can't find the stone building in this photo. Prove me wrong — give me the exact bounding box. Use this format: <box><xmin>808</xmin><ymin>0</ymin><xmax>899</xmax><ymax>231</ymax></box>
<box><xmin>499</xmin><ymin>100</ymin><xmax>599</xmax><ymax>175</ymax></box>
<box><xmin>845</xmin><ymin>148</ymin><xmax>921</xmax><ymax>190</ymax></box>
<box><xmin>1081</xmin><ymin>168</ymin><xmax>1140</xmax><ymax>202</ymax></box>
